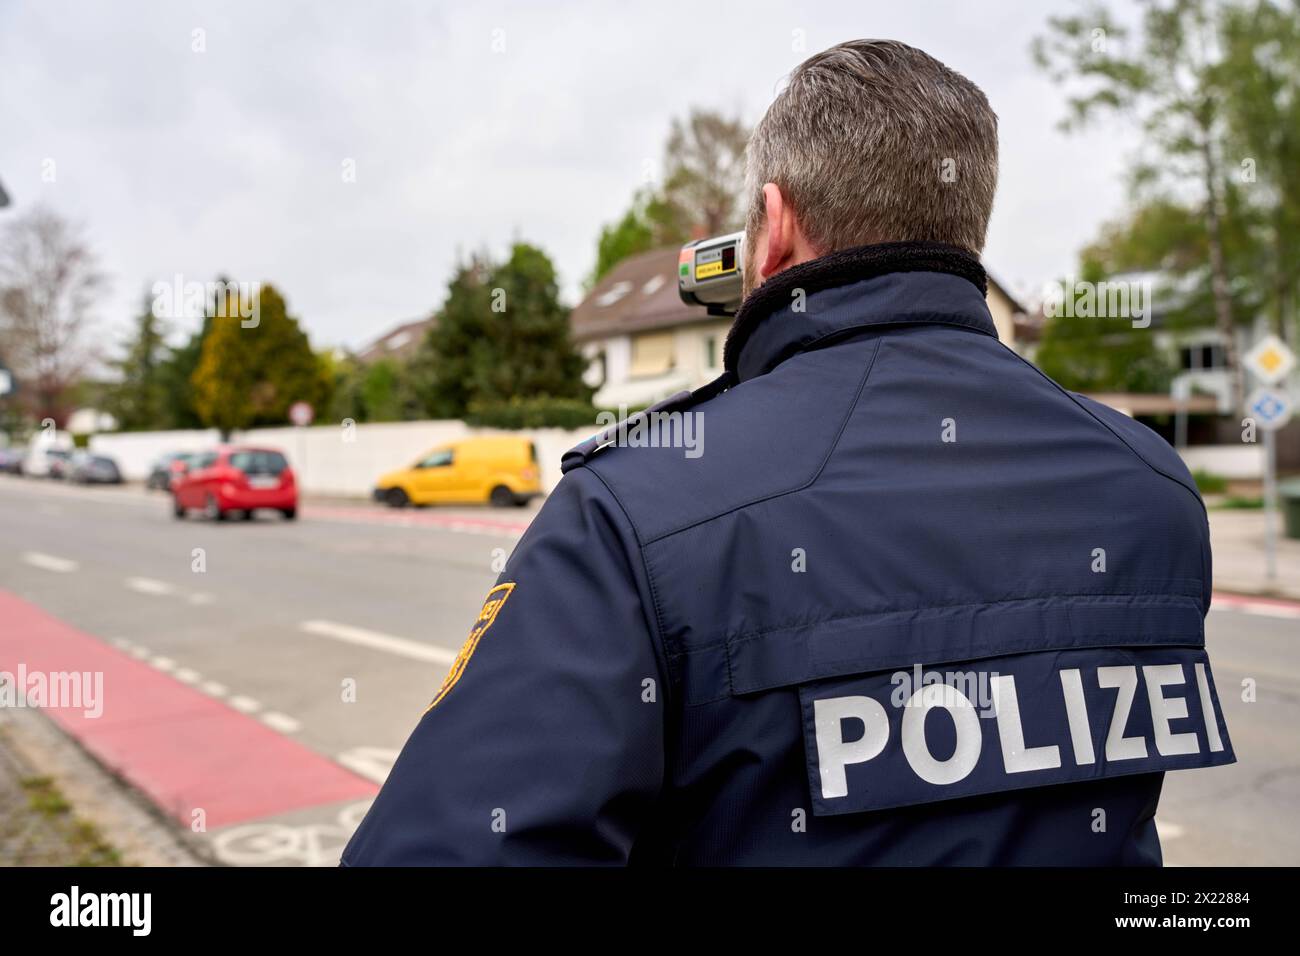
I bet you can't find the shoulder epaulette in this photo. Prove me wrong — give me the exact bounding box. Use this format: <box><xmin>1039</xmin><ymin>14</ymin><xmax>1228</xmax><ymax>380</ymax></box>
<box><xmin>560</xmin><ymin>372</ymin><xmax>734</xmax><ymax>474</ymax></box>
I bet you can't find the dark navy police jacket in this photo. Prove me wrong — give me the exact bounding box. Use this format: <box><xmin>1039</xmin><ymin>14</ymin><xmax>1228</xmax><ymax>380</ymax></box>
<box><xmin>343</xmin><ymin>242</ymin><xmax>1234</xmax><ymax>866</ymax></box>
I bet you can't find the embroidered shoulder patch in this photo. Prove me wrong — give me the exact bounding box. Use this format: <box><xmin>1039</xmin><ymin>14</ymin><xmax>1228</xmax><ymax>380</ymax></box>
<box><xmin>425</xmin><ymin>582</ymin><xmax>516</xmax><ymax>713</ymax></box>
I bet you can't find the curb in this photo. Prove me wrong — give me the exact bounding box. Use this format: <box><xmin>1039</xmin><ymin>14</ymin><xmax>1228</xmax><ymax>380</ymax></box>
<box><xmin>0</xmin><ymin>706</ymin><xmax>213</xmax><ymax>867</ymax></box>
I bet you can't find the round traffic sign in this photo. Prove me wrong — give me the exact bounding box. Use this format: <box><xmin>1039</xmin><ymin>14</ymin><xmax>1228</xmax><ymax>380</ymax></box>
<box><xmin>289</xmin><ymin>401</ymin><xmax>315</xmax><ymax>427</ymax></box>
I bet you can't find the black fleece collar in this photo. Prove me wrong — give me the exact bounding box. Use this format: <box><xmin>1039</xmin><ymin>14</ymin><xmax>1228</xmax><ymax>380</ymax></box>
<box><xmin>723</xmin><ymin>240</ymin><xmax>992</xmax><ymax>380</ymax></box>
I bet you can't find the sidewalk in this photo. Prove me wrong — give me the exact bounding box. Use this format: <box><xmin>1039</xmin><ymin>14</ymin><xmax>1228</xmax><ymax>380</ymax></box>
<box><xmin>1208</xmin><ymin>508</ymin><xmax>1300</xmax><ymax>601</ymax></box>
<box><xmin>0</xmin><ymin>716</ymin><xmax>123</xmax><ymax>865</ymax></box>
<box><xmin>0</xmin><ymin>706</ymin><xmax>207</xmax><ymax>867</ymax></box>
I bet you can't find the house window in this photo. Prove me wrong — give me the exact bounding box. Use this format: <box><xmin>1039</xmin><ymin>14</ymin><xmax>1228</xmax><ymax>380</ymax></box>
<box><xmin>583</xmin><ymin>350</ymin><xmax>607</xmax><ymax>389</ymax></box>
<box><xmin>629</xmin><ymin>332</ymin><xmax>675</xmax><ymax>378</ymax></box>
<box><xmin>1179</xmin><ymin>344</ymin><xmax>1226</xmax><ymax>371</ymax></box>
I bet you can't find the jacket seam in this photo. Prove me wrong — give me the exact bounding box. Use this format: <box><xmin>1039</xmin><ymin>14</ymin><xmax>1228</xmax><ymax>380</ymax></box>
<box><xmin>1002</xmin><ymin>342</ymin><xmax>1208</xmax><ymax>516</ymax></box>
<box><xmin>731</xmin><ymin>635</ymin><xmax>1208</xmax><ymax>697</ymax></box>
<box><xmin>1002</xmin><ymin>343</ymin><xmax>1213</xmax><ymax>616</ymax></box>
<box><xmin>684</xmin><ymin>635</ymin><xmax>1208</xmax><ymax>707</ymax></box>
<box><xmin>642</xmin><ymin>336</ymin><xmax>883</xmax><ymax>547</ymax></box>
<box><xmin>664</xmin><ymin>589</ymin><xmax>1205</xmax><ymax>659</ymax></box>
<box><xmin>581</xmin><ymin>465</ymin><xmax>674</xmax><ymax>708</ymax></box>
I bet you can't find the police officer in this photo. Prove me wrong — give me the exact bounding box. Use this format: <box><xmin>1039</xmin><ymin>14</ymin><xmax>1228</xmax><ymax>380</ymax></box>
<box><xmin>343</xmin><ymin>39</ymin><xmax>1233</xmax><ymax>866</ymax></box>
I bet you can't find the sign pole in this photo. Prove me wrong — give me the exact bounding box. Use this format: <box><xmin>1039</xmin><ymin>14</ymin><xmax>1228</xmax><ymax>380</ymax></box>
<box><xmin>288</xmin><ymin>402</ymin><xmax>315</xmax><ymax>497</ymax></box>
<box><xmin>1263</xmin><ymin>428</ymin><xmax>1278</xmax><ymax>582</ymax></box>
<box><xmin>1242</xmin><ymin>333</ymin><xmax>1295</xmax><ymax>587</ymax></box>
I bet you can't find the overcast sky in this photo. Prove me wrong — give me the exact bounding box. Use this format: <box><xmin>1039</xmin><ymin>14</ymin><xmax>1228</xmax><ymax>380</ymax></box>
<box><xmin>0</xmin><ymin>0</ymin><xmax>1136</xmax><ymax>352</ymax></box>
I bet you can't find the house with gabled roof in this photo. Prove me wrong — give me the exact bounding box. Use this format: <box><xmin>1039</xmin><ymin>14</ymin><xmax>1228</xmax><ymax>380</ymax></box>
<box><xmin>571</xmin><ymin>246</ymin><xmax>1034</xmax><ymax>409</ymax></box>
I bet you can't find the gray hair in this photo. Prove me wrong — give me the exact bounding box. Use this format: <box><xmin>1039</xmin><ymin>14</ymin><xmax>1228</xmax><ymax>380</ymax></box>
<box><xmin>745</xmin><ymin>39</ymin><xmax>999</xmax><ymax>256</ymax></box>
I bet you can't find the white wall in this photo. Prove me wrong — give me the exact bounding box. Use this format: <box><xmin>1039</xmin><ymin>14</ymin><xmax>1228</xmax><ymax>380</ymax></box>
<box><xmin>249</xmin><ymin>421</ymin><xmax>469</xmax><ymax>497</ymax></box>
<box><xmin>1178</xmin><ymin>444</ymin><xmax>1266</xmax><ymax>480</ymax></box>
<box><xmin>87</xmin><ymin>421</ymin><xmax>1270</xmax><ymax>493</ymax></box>
<box><xmin>89</xmin><ymin>420</ymin><xmax>593</xmax><ymax>496</ymax></box>
<box><xmin>88</xmin><ymin>429</ymin><xmax>222</xmax><ymax>480</ymax></box>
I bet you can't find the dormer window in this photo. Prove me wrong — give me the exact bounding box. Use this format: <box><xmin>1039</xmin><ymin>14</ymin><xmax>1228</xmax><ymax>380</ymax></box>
<box><xmin>596</xmin><ymin>281</ymin><xmax>633</xmax><ymax>307</ymax></box>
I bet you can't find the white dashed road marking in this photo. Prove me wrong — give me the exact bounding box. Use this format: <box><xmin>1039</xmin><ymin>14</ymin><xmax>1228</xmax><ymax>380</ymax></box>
<box><xmin>22</xmin><ymin>551</ymin><xmax>78</xmax><ymax>573</ymax></box>
<box><xmin>337</xmin><ymin>746</ymin><xmax>400</xmax><ymax>784</ymax></box>
<box><xmin>126</xmin><ymin>577</ymin><xmax>175</xmax><ymax>596</ymax></box>
<box><xmin>299</xmin><ymin>619</ymin><xmax>457</xmax><ymax>666</ymax></box>
<box><xmin>260</xmin><ymin>712</ymin><xmax>302</xmax><ymax>734</ymax></box>
<box><xmin>102</xmin><ymin>638</ymin><xmax>308</xmax><ymax>742</ymax></box>
<box><xmin>227</xmin><ymin>695</ymin><xmax>261</xmax><ymax>714</ymax></box>
<box><xmin>1155</xmin><ymin>819</ymin><xmax>1185</xmax><ymax>841</ymax></box>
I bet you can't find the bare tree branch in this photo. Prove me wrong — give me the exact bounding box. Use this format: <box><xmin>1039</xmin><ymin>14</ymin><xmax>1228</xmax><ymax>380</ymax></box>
<box><xmin>0</xmin><ymin>206</ymin><xmax>106</xmax><ymax>424</ymax></box>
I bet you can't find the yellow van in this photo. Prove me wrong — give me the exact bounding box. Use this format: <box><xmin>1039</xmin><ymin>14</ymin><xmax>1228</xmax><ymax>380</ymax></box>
<box><xmin>373</xmin><ymin>435</ymin><xmax>542</xmax><ymax>508</ymax></box>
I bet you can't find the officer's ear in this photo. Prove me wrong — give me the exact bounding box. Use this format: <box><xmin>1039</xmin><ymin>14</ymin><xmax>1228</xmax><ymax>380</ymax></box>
<box><xmin>758</xmin><ymin>183</ymin><xmax>818</xmax><ymax>283</ymax></box>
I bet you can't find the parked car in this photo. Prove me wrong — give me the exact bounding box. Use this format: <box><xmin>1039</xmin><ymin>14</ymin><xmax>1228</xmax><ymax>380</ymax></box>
<box><xmin>43</xmin><ymin>448</ymin><xmax>73</xmax><ymax>479</ymax></box>
<box><xmin>0</xmin><ymin>448</ymin><xmax>23</xmax><ymax>475</ymax></box>
<box><xmin>19</xmin><ymin>432</ymin><xmax>75</xmax><ymax>478</ymax></box>
<box><xmin>373</xmin><ymin>435</ymin><xmax>541</xmax><ymax>508</ymax></box>
<box><xmin>69</xmin><ymin>452</ymin><xmax>123</xmax><ymax>484</ymax></box>
<box><xmin>146</xmin><ymin>451</ymin><xmax>194</xmax><ymax>491</ymax></box>
<box><xmin>172</xmin><ymin>446</ymin><xmax>297</xmax><ymax>521</ymax></box>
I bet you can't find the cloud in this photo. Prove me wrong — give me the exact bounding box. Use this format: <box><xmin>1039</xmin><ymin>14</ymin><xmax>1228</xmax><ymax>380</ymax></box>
<box><xmin>0</xmin><ymin>0</ymin><xmax>1128</xmax><ymax>352</ymax></box>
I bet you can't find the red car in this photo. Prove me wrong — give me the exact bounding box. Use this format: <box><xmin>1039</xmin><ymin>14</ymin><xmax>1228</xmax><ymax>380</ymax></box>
<box><xmin>172</xmin><ymin>446</ymin><xmax>297</xmax><ymax>521</ymax></box>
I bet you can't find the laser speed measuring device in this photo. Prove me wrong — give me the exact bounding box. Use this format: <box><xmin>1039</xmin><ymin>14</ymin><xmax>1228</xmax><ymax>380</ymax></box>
<box><xmin>678</xmin><ymin>231</ymin><xmax>745</xmax><ymax>316</ymax></box>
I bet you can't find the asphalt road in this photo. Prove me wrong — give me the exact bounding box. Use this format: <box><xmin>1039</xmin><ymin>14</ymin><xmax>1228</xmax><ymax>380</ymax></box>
<box><xmin>0</xmin><ymin>476</ymin><xmax>1296</xmax><ymax>866</ymax></box>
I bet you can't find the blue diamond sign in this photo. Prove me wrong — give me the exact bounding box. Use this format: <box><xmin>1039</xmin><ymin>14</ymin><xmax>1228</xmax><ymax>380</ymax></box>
<box><xmin>1246</xmin><ymin>387</ymin><xmax>1293</xmax><ymax>431</ymax></box>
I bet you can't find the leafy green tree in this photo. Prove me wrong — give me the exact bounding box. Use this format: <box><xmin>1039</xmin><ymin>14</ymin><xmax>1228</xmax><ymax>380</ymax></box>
<box><xmin>104</xmin><ymin>294</ymin><xmax>169</xmax><ymax>430</ymax></box>
<box><xmin>1036</xmin><ymin>267</ymin><xmax>1175</xmax><ymax>395</ymax></box>
<box><xmin>191</xmin><ymin>283</ymin><xmax>331</xmax><ymax>435</ymax></box>
<box><xmin>1033</xmin><ymin>0</ymin><xmax>1248</xmax><ymax>406</ymax></box>
<box><xmin>589</xmin><ymin>108</ymin><xmax>749</xmax><ymax>284</ymax></box>
<box><xmin>1216</xmin><ymin>0</ymin><xmax>1300</xmax><ymax>342</ymax></box>
<box><xmin>359</xmin><ymin>358</ymin><xmax>408</xmax><ymax>422</ymax></box>
<box><xmin>323</xmin><ymin>350</ymin><xmax>366</xmax><ymax>424</ymax></box>
<box><xmin>589</xmin><ymin>191</ymin><xmax>657</xmax><ymax>287</ymax></box>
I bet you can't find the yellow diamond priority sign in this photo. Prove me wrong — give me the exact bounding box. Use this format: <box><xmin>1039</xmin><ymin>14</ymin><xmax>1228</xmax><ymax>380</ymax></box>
<box><xmin>1243</xmin><ymin>334</ymin><xmax>1296</xmax><ymax>385</ymax></box>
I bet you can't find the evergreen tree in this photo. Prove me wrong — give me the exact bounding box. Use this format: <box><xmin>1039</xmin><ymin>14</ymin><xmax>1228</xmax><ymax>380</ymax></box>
<box><xmin>156</xmin><ymin>315</ymin><xmax>212</xmax><ymax>429</ymax></box>
<box><xmin>474</xmin><ymin>243</ymin><xmax>589</xmax><ymax>406</ymax></box>
<box><xmin>413</xmin><ymin>257</ymin><xmax>493</xmax><ymax>418</ymax></box>
<box><xmin>105</xmin><ymin>294</ymin><xmax>169</xmax><ymax>430</ymax></box>
<box><xmin>190</xmin><ymin>283</ymin><xmax>331</xmax><ymax>435</ymax></box>
<box><xmin>413</xmin><ymin>244</ymin><xmax>589</xmax><ymax>418</ymax></box>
